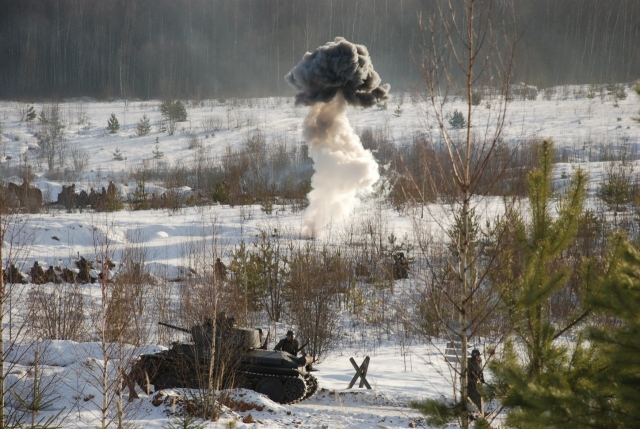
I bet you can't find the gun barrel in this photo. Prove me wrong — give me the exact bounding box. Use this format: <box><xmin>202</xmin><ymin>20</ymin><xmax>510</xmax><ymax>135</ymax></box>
<box><xmin>296</xmin><ymin>341</ymin><xmax>309</xmax><ymax>354</ymax></box>
<box><xmin>158</xmin><ymin>321</ymin><xmax>190</xmax><ymax>333</ymax></box>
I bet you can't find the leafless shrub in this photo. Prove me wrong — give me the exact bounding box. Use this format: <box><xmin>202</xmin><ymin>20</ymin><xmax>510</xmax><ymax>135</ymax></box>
<box><xmin>162</xmin><ymin>188</ymin><xmax>186</xmax><ymax>212</ymax></box>
<box><xmin>542</xmin><ymin>87</ymin><xmax>555</xmax><ymax>100</ymax></box>
<box><xmin>55</xmin><ymin>137</ymin><xmax>69</xmax><ymax>169</ymax></box>
<box><xmin>201</xmin><ymin>115</ymin><xmax>222</xmax><ymax>133</ymax></box>
<box><xmin>555</xmin><ymin>136</ymin><xmax>640</xmax><ymax>163</ymax></box>
<box><xmin>74</xmin><ymin>102</ymin><xmax>88</xmax><ymax>125</ymax></box>
<box><xmin>124</xmin><ymin>130</ymin><xmax>312</xmax><ymax>209</ymax></box>
<box><xmin>110</xmin><ymin>230</ymin><xmax>154</xmax><ymax>346</ymax></box>
<box><xmin>27</xmin><ymin>283</ymin><xmax>87</xmax><ymax>341</ymax></box>
<box><xmin>16</xmin><ymin>104</ymin><xmax>28</xmax><ymax>122</ymax></box>
<box><xmin>35</xmin><ymin>104</ymin><xmax>65</xmax><ymax>171</ymax></box>
<box><xmin>187</xmin><ymin>132</ymin><xmax>202</xmax><ymax>150</ymax></box>
<box><xmin>359</xmin><ymin>125</ymin><xmax>396</xmax><ymax>165</ymax></box>
<box><xmin>243</xmin><ymin>112</ymin><xmax>258</xmax><ymax>127</ymax></box>
<box><xmin>150</xmin><ymin>279</ymin><xmax>176</xmax><ymax>345</ymax></box>
<box><xmin>70</xmin><ymin>144</ymin><xmax>90</xmax><ymax>174</ymax></box>
<box><xmin>389</xmin><ymin>135</ymin><xmax>538</xmax><ymax>209</ymax></box>
<box><xmin>285</xmin><ymin>244</ymin><xmax>345</xmax><ymax>363</ymax></box>
<box><xmin>573</xmin><ymin>88</ymin><xmax>586</xmax><ymax>99</ymax></box>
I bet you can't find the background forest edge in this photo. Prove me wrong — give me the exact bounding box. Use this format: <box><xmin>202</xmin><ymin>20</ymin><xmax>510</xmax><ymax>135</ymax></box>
<box><xmin>1</xmin><ymin>0</ymin><xmax>640</xmax><ymax>100</ymax></box>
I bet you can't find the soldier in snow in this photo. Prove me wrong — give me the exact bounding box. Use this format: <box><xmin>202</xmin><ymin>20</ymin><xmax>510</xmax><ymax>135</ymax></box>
<box><xmin>214</xmin><ymin>257</ymin><xmax>227</xmax><ymax>280</ymax></box>
<box><xmin>30</xmin><ymin>261</ymin><xmax>45</xmax><ymax>284</ymax></box>
<box><xmin>467</xmin><ymin>349</ymin><xmax>485</xmax><ymax>411</ymax></box>
<box><xmin>274</xmin><ymin>330</ymin><xmax>300</xmax><ymax>356</ymax></box>
<box><xmin>392</xmin><ymin>252</ymin><xmax>409</xmax><ymax>279</ymax></box>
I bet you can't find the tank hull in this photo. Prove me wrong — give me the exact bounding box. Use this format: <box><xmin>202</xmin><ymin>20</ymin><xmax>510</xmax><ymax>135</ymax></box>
<box><xmin>131</xmin><ymin>346</ymin><xmax>317</xmax><ymax>404</ymax></box>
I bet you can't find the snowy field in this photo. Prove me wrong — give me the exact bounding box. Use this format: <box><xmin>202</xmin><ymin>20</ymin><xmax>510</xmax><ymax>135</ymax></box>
<box><xmin>1</xmin><ymin>86</ymin><xmax>638</xmax><ymax>202</ymax></box>
<box><xmin>0</xmin><ymin>85</ymin><xmax>639</xmax><ymax>428</ymax></box>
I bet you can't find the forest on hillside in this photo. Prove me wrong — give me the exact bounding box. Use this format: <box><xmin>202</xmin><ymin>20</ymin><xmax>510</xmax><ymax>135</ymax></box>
<box><xmin>1</xmin><ymin>0</ymin><xmax>639</xmax><ymax>100</ymax></box>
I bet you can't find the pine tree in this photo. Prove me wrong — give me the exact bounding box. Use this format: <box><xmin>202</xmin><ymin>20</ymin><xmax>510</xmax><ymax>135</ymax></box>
<box><xmin>26</xmin><ymin>105</ymin><xmax>36</xmax><ymax>121</ymax></box>
<box><xmin>487</xmin><ymin>234</ymin><xmax>632</xmax><ymax>429</ymax></box>
<box><xmin>160</xmin><ymin>100</ymin><xmax>187</xmax><ymax>122</ymax></box>
<box><xmin>159</xmin><ymin>100</ymin><xmax>186</xmax><ymax>136</ymax></box>
<box><xmin>152</xmin><ymin>144</ymin><xmax>164</xmax><ymax>159</ymax></box>
<box><xmin>586</xmin><ymin>240</ymin><xmax>640</xmax><ymax>427</ymax></box>
<box><xmin>136</xmin><ymin>114</ymin><xmax>151</xmax><ymax>136</ymax></box>
<box><xmin>107</xmin><ymin>113</ymin><xmax>119</xmax><ymax>133</ymax></box>
<box><xmin>448</xmin><ymin>110</ymin><xmax>467</xmax><ymax>129</ymax></box>
<box><xmin>113</xmin><ymin>147</ymin><xmax>124</xmax><ymax>161</ymax></box>
<box><xmin>487</xmin><ymin>140</ymin><xmax>622</xmax><ymax>428</ymax></box>
<box><xmin>471</xmin><ymin>92</ymin><xmax>482</xmax><ymax>106</ymax></box>
<box><xmin>12</xmin><ymin>347</ymin><xmax>66</xmax><ymax>428</ymax></box>
<box><xmin>130</xmin><ymin>182</ymin><xmax>149</xmax><ymax>210</ymax></box>
<box><xmin>498</xmin><ymin>140</ymin><xmax>587</xmax><ymax>376</ymax></box>
<box><xmin>164</xmin><ymin>413</ymin><xmax>206</xmax><ymax>429</ymax></box>
<box><xmin>597</xmin><ymin>161</ymin><xmax>634</xmax><ymax>226</ymax></box>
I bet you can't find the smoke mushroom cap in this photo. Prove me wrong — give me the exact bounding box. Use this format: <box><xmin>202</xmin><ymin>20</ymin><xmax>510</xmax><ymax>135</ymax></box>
<box><xmin>285</xmin><ymin>37</ymin><xmax>390</xmax><ymax>108</ymax></box>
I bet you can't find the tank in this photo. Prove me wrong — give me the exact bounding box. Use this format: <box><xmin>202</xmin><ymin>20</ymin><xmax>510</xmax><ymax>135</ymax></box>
<box><xmin>130</xmin><ymin>321</ymin><xmax>318</xmax><ymax>404</ymax></box>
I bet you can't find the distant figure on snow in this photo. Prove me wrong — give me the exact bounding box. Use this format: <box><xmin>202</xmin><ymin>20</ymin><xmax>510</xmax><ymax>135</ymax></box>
<box><xmin>214</xmin><ymin>257</ymin><xmax>227</xmax><ymax>280</ymax></box>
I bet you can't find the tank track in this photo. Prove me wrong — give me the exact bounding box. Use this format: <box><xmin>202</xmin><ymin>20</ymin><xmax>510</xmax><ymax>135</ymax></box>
<box><xmin>240</xmin><ymin>370</ymin><xmax>319</xmax><ymax>404</ymax></box>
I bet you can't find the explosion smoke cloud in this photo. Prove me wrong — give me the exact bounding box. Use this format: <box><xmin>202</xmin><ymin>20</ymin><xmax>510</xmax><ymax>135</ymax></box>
<box><xmin>285</xmin><ymin>37</ymin><xmax>390</xmax><ymax>108</ymax></box>
<box><xmin>286</xmin><ymin>38</ymin><xmax>389</xmax><ymax>237</ymax></box>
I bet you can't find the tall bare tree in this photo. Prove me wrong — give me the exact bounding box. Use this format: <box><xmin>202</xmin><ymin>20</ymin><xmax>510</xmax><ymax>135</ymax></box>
<box><xmin>73</xmin><ymin>214</ymin><xmax>146</xmax><ymax>429</ymax></box>
<box><xmin>408</xmin><ymin>1</ymin><xmax>520</xmax><ymax>427</ymax></box>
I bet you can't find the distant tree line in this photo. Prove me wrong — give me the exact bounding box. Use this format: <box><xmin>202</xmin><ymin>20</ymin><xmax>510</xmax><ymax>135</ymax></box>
<box><xmin>0</xmin><ymin>0</ymin><xmax>638</xmax><ymax>100</ymax></box>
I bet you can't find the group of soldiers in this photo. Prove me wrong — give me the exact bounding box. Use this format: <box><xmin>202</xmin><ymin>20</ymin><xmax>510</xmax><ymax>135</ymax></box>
<box><xmin>56</xmin><ymin>182</ymin><xmax>178</xmax><ymax>212</ymax></box>
<box><xmin>210</xmin><ymin>251</ymin><xmax>410</xmax><ymax>290</ymax></box>
<box><xmin>3</xmin><ymin>264</ymin><xmax>27</xmax><ymax>284</ymax></box>
<box><xmin>3</xmin><ymin>257</ymin><xmax>99</xmax><ymax>285</ymax></box>
<box><xmin>3</xmin><ymin>179</ymin><xmax>42</xmax><ymax>212</ymax></box>
<box><xmin>57</xmin><ymin>181</ymin><xmax>118</xmax><ymax>211</ymax></box>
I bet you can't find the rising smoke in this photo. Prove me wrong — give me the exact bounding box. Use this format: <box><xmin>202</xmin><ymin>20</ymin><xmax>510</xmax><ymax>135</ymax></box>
<box><xmin>285</xmin><ymin>37</ymin><xmax>390</xmax><ymax>237</ymax></box>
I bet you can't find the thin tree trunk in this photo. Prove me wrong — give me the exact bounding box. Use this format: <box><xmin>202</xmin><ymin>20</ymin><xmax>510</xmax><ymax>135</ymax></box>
<box><xmin>0</xmin><ymin>216</ymin><xmax>5</xmax><ymax>429</ymax></box>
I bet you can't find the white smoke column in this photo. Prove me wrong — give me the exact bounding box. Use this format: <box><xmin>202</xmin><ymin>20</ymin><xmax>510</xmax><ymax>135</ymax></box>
<box><xmin>285</xmin><ymin>37</ymin><xmax>390</xmax><ymax>237</ymax></box>
<box><xmin>301</xmin><ymin>93</ymin><xmax>379</xmax><ymax>236</ymax></box>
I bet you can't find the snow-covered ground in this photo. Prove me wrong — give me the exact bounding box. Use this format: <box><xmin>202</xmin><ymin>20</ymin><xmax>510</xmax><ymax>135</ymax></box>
<box><xmin>7</xmin><ymin>337</ymin><xmax>448</xmax><ymax>428</ymax></box>
<box><xmin>0</xmin><ymin>85</ymin><xmax>639</xmax><ymax>428</ymax></box>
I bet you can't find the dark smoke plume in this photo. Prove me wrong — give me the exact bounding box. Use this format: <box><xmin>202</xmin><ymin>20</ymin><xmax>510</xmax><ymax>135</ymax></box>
<box><xmin>286</xmin><ymin>38</ymin><xmax>388</xmax><ymax>237</ymax></box>
<box><xmin>285</xmin><ymin>37</ymin><xmax>390</xmax><ymax>108</ymax></box>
